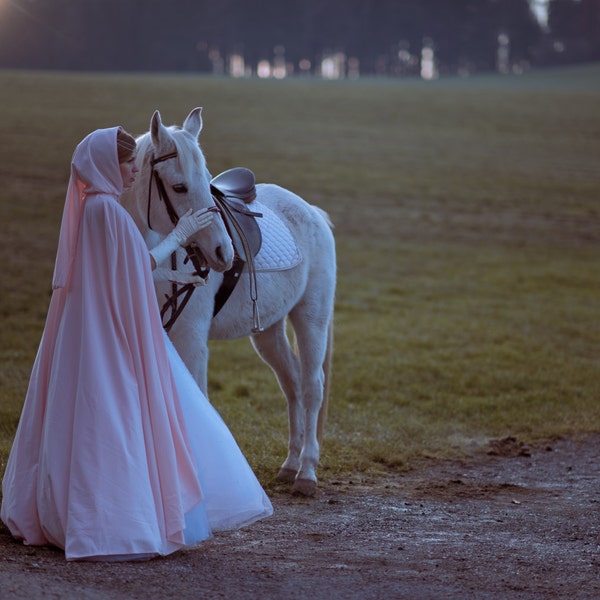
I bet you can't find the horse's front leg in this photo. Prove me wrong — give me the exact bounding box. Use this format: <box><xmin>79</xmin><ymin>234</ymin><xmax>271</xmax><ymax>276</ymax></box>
<box><xmin>169</xmin><ymin>308</ymin><xmax>211</xmax><ymax>394</ymax></box>
<box><xmin>249</xmin><ymin>320</ymin><xmax>303</xmax><ymax>482</ymax></box>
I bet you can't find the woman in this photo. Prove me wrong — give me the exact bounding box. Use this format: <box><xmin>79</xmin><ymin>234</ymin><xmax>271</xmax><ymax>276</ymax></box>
<box><xmin>1</xmin><ymin>127</ymin><xmax>272</xmax><ymax>561</ymax></box>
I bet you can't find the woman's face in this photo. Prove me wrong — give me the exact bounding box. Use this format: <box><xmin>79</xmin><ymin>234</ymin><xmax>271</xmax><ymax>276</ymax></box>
<box><xmin>119</xmin><ymin>153</ymin><xmax>139</xmax><ymax>189</ymax></box>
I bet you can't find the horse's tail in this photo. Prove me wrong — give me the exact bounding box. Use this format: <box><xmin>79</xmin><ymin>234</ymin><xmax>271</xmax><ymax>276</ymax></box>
<box><xmin>311</xmin><ymin>205</ymin><xmax>334</xmax><ymax>230</ymax></box>
<box><xmin>317</xmin><ymin>315</ymin><xmax>334</xmax><ymax>443</ymax></box>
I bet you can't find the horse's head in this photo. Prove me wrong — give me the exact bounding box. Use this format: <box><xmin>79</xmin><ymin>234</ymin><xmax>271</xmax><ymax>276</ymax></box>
<box><xmin>127</xmin><ymin>107</ymin><xmax>234</xmax><ymax>273</ymax></box>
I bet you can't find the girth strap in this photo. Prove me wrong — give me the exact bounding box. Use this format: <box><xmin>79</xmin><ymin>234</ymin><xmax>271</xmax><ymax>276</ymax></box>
<box><xmin>212</xmin><ymin>255</ymin><xmax>245</xmax><ymax>318</ymax></box>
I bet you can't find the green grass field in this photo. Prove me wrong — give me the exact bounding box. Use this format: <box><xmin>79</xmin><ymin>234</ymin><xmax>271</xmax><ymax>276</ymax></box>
<box><xmin>1</xmin><ymin>65</ymin><xmax>599</xmax><ymax>488</ymax></box>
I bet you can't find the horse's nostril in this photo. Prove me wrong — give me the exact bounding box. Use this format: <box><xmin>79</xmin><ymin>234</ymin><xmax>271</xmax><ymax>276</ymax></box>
<box><xmin>216</xmin><ymin>245</ymin><xmax>224</xmax><ymax>263</ymax></box>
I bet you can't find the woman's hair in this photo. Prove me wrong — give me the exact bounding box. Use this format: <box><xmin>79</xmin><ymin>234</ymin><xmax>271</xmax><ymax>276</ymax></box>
<box><xmin>117</xmin><ymin>127</ymin><xmax>136</xmax><ymax>163</ymax></box>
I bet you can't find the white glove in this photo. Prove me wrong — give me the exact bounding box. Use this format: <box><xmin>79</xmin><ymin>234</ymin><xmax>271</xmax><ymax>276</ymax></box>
<box><xmin>171</xmin><ymin>208</ymin><xmax>214</xmax><ymax>244</ymax></box>
<box><xmin>153</xmin><ymin>267</ymin><xmax>207</xmax><ymax>287</ymax></box>
<box><xmin>149</xmin><ymin>208</ymin><xmax>213</xmax><ymax>267</ymax></box>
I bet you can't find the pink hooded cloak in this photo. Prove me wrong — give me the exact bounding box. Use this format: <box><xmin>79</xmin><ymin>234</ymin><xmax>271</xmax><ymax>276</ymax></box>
<box><xmin>1</xmin><ymin>128</ymin><xmax>271</xmax><ymax>560</ymax></box>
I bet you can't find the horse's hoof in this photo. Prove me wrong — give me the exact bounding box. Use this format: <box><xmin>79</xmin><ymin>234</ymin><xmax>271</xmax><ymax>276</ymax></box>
<box><xmin>276</xmin><ymin>468</ymin><xmax>298</xmax><ymax>484</ymax></box>
<box><xmin>292</xmin><ymin>478</ymin><xmax>317</xmax><ymax>497</ymax></box>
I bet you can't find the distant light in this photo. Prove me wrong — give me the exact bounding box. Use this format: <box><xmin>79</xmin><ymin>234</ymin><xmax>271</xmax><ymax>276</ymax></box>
<box><xmin>229</xmin><ymin>54</ymin><xmax>245</xmax><ymax>78</ymax></box>
<box><xmin>321</xmin><ymin>53</ymin><xmax>346</xmax><ymax>80</ymax></box>
<box><xmin>529</xmin><ymin>0</ymin><xmax>549</xmax><ymax>29</ymax></box>
<box><xmin>299</xmin><ymin>59</ymin><xmax>311</xmax><ymax>72</ymax></box>
<box><xmin>321</xmin><ymin>57</ymin><xmax>336</xmax><ymax>79</ymax></box>
<box><xmin>257</xmin><ymin>60</ymin><xmax>271</xmax><ymax>78</ymax></box>
<box><xmin>420</xmin><ymin>46</ymin><xmax>437</xmax><ymax>80</ymax></box>
<box><xmin>273</xmin><ymin>62</ymin><xmax>286</xmax><ymax>79</ymax></box>
<box><xmin>273</xmin><ymin>46</ymin><xmax>287</xmax><ymax>78</ymax></box>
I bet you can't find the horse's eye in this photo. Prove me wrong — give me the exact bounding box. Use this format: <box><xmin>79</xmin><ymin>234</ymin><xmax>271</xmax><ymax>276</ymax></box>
<box><xmin>173</xmin><ymin>184</ymin><xmax>188</xmax><ymax>194</ymax></box>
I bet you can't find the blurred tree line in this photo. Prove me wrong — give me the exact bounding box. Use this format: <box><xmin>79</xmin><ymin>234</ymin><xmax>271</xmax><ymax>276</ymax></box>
<box><xmin>0</xmin><ymin>0</ymin><xmax>598</xmax><ymax>76</ymax></box>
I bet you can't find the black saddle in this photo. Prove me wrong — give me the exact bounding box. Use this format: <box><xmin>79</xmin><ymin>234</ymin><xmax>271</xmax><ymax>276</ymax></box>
<box><xmin>211</xmin><ymin>167</ymin><xmax>257</xmax><ymax>203</ymax></box>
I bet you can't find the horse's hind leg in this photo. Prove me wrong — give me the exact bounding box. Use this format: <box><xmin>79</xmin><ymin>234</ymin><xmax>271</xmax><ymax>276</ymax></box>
<box><xmin>250</xmin><ymin>319</ymin><xmax>303</xmax><ymax>483</ymax></box>
<box><xmin>286</xmin><ymin>304</ymin><xmax>332</xmax><ymax>497</ymax></box>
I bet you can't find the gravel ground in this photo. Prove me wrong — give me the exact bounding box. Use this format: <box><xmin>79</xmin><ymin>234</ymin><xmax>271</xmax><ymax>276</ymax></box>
<box><xmin>1</xmin><ymin>434</ymin><xmax>599</xmax><ymax>599</ymax></box>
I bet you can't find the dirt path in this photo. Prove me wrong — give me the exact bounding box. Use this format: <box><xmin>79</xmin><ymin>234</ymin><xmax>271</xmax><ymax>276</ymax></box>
<box><xmin>1</xmin><ymin>435</ymin><xmax>599</xmax><ymax>599</ymax></box>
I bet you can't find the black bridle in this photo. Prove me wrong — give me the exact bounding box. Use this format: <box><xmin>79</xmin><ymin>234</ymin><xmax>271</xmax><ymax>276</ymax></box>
<box><xmin>147</xmin><ymin>151</ymin><xmax>179</xmax><ymax>230</ymax></box>
<box><xmin>147</xmin><ymin>149</ymin><xmax>263</xmax><ymax>334</ymax></box>
<box><xmin>147</xmin><ymin>150</ymin><xmax>214</xmax><ymax>331</ymax></box>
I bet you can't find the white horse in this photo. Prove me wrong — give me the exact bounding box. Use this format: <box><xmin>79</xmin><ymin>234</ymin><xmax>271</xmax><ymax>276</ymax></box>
<box><xmin>121</xmin><ymin>108</ymin><xmax>336</xmax><ymax>496</ymax></box>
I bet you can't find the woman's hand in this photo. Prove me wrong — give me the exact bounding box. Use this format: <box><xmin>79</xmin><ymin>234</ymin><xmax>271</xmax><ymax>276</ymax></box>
<box><xmin>153</xmin><ymin>267</ymin><xmax>208</xmax><ymax>286</ymax></box>
<box><xmin>149</xmin><ymin>208</ymin><xmax>215</xmax><ymax>268</ymax></box>
<box><xmin>171</xmin><ymin>208</ymin><xmax>214</xmax><ymax>244</ymax></box>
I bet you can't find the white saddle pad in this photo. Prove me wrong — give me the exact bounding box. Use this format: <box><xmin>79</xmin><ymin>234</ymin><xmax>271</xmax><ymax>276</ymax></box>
<box><xmin>247</xmin><ymin>200</ymin><xmax>302</xmax><ymax>272</ymax></box>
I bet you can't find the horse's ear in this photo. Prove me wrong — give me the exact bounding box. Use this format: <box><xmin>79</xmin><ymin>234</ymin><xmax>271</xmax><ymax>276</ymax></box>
<box><xmin>183</xmin><ymin>107</ymin><xmax>203</xmax><ymax>139</ymax></box>
<box><xmin>150</xmin><ymin>110</ymin><xmax>166</xmax><ymax>147</ymax></box>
